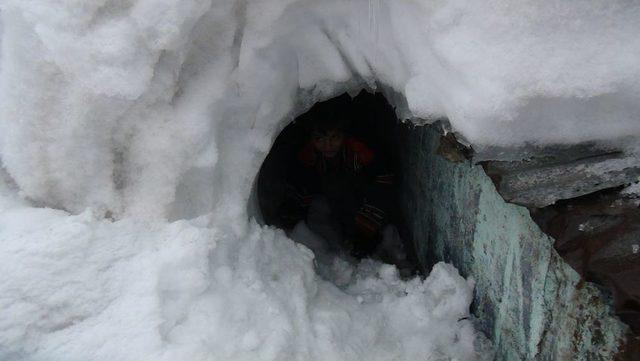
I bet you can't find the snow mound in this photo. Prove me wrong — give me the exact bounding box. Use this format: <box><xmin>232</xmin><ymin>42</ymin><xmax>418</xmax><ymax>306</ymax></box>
<box><xmin>0</xmin><ymin>196</ymin><xmax>478</xmax><ymax>360</ymax></box>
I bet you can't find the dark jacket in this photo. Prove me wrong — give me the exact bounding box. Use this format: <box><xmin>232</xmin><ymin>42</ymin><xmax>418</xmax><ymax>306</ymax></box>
<box><xmin>282</xmin><ymin>137</ymin><xmax>394</xmax><ymax>238</ymax></box>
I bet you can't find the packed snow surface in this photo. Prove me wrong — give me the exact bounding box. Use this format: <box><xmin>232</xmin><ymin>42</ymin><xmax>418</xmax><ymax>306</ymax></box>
<box><xmin>0</xmin><ymin>0</ymin><xmax>639</xmax><ymax>360</ymax></box>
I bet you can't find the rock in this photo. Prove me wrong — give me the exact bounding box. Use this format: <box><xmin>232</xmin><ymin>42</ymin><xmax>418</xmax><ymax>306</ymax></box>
<box><xmin>530</xmin><ymin>188</ymin><xmax>640</xmax><ymax>335</ymax></box>
<box><xmin>436</xmin><ymin>132</ymin><xmax>472</xmax><ymax>163</ymax></box>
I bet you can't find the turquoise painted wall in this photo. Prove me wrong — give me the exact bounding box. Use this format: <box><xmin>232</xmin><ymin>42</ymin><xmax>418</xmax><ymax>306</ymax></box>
<box><xmin>395</xmin><ymin>125</ymin><xmax>628</xmax><ymax>360</ymax></box>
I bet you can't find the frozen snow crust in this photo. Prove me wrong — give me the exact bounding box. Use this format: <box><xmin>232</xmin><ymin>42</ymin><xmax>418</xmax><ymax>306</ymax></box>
<box><xmin>0</xmin><ymin>0</ymin><xmax>638</xmax><ymax>359</ymax></box>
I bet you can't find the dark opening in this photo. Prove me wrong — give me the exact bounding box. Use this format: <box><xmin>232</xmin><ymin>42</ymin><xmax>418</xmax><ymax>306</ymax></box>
<box><xmin>257</xmin><ymin>90</ymin><xmax>419</xmax><ymax>274</ymax></box>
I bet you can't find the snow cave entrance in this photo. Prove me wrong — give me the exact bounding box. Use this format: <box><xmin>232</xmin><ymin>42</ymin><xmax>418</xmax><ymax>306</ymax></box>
<box><xmin>258</xmin><ymin>90</ymin><xmax>422</xmax><ymax>274</ymax></box>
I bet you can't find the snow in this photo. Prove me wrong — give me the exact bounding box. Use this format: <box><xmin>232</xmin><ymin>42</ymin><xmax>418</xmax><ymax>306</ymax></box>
<box><xmin>0</xmin><ymin>0</ymin><xmax>638</xmax><ymax>359</ymax></box>
<box><xmin>1</xmin><ymin>0</ymin><xmax>639</xmax><ymax>215</ymax></box>
<box><xmin>0</xmin><ymin>184</ymin><xmax>482</xmax><ymax>360</ymax></box>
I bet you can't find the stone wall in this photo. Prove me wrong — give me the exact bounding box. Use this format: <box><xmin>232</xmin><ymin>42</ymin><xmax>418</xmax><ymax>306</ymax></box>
<box><xmin>394</xmin><ymin>124</ymin><xmax>629</xmax><ymax>360</ymax></box>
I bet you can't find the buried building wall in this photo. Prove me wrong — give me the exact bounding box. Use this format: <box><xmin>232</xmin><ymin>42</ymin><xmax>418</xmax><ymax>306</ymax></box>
<box><xmin>394</xmin><ymin>124</ymin><xmax>630</xmax><ymax>360</ymax></box>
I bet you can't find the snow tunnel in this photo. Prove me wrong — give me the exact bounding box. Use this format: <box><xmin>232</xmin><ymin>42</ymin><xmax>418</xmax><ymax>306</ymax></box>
<box><xmin>255</xmin><ymin>89</ymin><xmax>639</xmax><ymax>359</ymax></box>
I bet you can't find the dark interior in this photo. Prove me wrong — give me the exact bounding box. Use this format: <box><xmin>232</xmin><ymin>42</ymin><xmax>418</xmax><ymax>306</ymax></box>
<box><xmin>257</xmin><ymin>90</ymin><xmax>419</xmax><ymax>271</ymax></box>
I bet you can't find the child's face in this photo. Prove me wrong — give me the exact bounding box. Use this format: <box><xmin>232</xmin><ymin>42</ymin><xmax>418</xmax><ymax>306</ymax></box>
<box><xmin>312</xmin><ymin>129</ymin><xmax>345</xmax><ymax>158</ymax></box>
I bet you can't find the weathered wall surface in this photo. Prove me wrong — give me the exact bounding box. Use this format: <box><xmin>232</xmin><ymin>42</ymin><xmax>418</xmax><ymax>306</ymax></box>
<box><xmin>395</xmin><ymin>124</ymin><xmax>629</xmax><ymax>360</ymax></box>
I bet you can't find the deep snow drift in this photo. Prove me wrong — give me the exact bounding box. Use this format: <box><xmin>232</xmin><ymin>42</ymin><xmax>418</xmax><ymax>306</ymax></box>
<box><xmin>0</xmin><ymin>0</ymin><xmax>639</xmax><ymax>360</ymax></box>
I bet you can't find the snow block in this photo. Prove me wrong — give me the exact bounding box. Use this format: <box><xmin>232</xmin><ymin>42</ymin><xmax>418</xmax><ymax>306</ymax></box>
<box><xmin>395</xmin><ymin>124</ymin><xmax>629</xmax><ymax>360</ymax></box>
